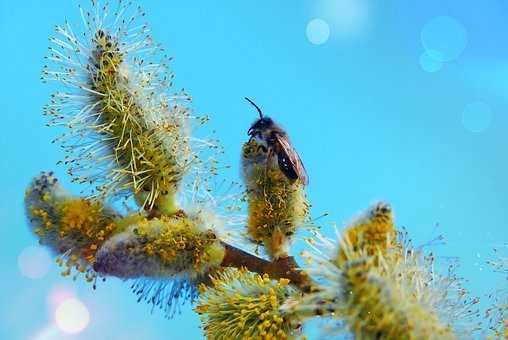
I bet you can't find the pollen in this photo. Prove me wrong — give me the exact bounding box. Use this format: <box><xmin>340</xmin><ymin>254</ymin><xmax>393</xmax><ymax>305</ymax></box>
<box><xmin>138</xmin><ymin>215</ymin><xmax>224</xmax><ymax>274</ymax></box>
<box><xmin>196</xmin><ymin>269</ymin><xmax>299</xmax><ymax>340</ymax></box>
<box><xmin>25</xmin><ymin>172</ymin><xmax>119</xmax><ymax>282</ymax></box>
<box><xmin>93</xmin><ymin>211</ymin><xmax>226</xmax><ymax>279</ymax></box>
<box><xmin>337</xmin><ymin>202</ymin><xmax>397</xmax><ymax>266</ymax></box>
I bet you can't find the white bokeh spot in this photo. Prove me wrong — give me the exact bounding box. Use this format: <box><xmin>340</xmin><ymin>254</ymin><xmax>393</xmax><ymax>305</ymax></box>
<box><xmin>54</xmin><ymin>298</ymin><xmax>90</xmax><ymax>334</ymax></box>
<box><xmin>18</xmin><ymin>245</ymin><xmax>51</xmax><ymax>279</ymax></box>
<box><xmin>314</xmin><ymin>0</ymin><xmax>371</xmax><ymax>39</ymax></box>
<box><xmin>462</xmin><ymin>101</ymin><xmax>492</xmax><ymax>133</ymax></box>
<box><xmin>306</xmin><ymin>18</ymin><xmax>330</xmax><ymax>45</ymax></box>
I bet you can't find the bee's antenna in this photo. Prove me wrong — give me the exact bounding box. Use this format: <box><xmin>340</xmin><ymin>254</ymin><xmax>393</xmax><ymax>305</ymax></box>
<box><xmin>245</xmin><ymin>97</ymin><xmax>264</xmax><ymax>119</ymax></box>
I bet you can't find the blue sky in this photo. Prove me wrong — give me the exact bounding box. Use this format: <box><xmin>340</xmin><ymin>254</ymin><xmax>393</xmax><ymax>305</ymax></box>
<box><xmin>1</xmin><ymin>0</ymin><xmax>507</xmax><ymax>339</ymax></box>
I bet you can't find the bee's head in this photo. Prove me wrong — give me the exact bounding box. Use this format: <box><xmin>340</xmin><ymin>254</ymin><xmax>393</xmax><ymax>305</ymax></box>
<box><xmin>245</xmin><ymin>97</ymin><xmax>274</xmax><ymax>137</ymax></box>
<box><xmin>248</xmin><ymin>117</ymin><xmax>274</xmax><ymax>137</ymax></box>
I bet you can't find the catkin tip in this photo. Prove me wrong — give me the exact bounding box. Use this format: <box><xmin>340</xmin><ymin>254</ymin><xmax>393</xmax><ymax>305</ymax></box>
<box><xmin>25</xmin><ymin>171</ymin><xmax>120</xmax><ymax>283</ymax></box>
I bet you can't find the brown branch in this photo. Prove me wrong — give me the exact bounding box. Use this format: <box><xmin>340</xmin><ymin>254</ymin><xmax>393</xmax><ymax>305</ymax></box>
<box><xmin>220</xmin><ymin>242</ymin><xmax>311</xmax><ymax>289</ymax></box>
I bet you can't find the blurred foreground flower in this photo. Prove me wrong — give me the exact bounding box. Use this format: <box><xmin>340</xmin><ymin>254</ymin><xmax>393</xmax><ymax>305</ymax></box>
<box><xmin>196</xmin><ymin>269</ymin><xmax>300</xmax><ymax>340</ymax></box>
<box><xmin>285</xmin><ymin>203</ymin><xmax>480</xmax><ymax>339</ymax></box>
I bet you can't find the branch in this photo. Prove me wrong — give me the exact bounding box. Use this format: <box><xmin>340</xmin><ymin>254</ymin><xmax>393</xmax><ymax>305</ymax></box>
<box><xmin>220</xmin><ymin>242</ymin><xmax>311</xmax><ymax>289</ymax></box>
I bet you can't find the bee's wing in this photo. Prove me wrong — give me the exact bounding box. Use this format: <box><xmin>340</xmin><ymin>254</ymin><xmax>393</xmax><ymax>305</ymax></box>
<box><xmin>273</xmin><ymin>133</ymin><xmax>308</xmax><ymax>185</ymax></box>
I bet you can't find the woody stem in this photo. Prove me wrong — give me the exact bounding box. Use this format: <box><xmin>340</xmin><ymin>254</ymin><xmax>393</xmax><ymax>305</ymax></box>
<box><xmin>220</xmin><ymin>242</ymin><xmax>311</xmax><ymax>290</ymax></box>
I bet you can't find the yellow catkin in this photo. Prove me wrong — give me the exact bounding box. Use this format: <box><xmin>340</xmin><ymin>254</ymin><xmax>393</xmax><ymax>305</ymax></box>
<box><xmin>57</xmin><ymin>198</ymin><xmax>117</xmax><ymax>263</ymax></box>
<box><xmin>196</xmin><ymin>269</ymin><xmax>299</xmax><ymax>340</ymax></box>
<box><xmin>341</xmin><ymin>260</ymin><xmax>456</xmax><ymax>340</ymax></box>
<box><xmin>43</xmin><ymin>1</ymin><xmax>199</xmax><ymax>214</ymax></box>
<box><xmin>89</xmin><ymin>30</ymin><xmax>187</xmax><ymax>212</ymax></box>
<box><xmin>93</xmin><ymin>211</ymin><xmax>226</xmax><ymax>279</ymax></box>
<box><xmin>287</xmin><ymin>204</ymin><xmax>476</xmax><ymax>338</ymax></box>
<box><xmin>138</xmin><ymin>215</ymin><xmax>224</xmax><ymax>274</ymax></box>
<box><xmin>335</xmin><ymin>205</ymin><xmax>457</xmax><ymax>338</ymax></box>
<box><xmin>25</xmin><ymin>172</ymin><xmax>120</xmax><ymax>281</ymax></box>
<box><xmin>336</xmin><ymin>202</ymin><xmax>397</xmax><ymax>267</ymax></box>
<box><xmin>242</xmin><ymin>139</ymin><xmax>309</xmax><ymax>259</ymax></box>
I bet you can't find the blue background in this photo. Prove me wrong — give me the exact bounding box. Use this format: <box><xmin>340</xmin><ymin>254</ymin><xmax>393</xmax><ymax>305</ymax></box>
<box><xmin>1</xmin><ymin>0</ymin><xmax>507</xmax><ymax>339</ymax></box>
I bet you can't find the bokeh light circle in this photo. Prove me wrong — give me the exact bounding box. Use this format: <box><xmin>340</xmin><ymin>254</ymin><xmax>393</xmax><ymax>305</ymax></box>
<box><xmin>18</xmin><ymin>245</ymin><xmax>51</xmax><ymax>279</ymax></box>
<box><xmin>306</xmin><ymin>18</ymin><xmax>330</xmax><ymax>45</ymax></box>
<box><xmin>462</xmin><ymin>101</ymin><xmax>492</xmax><ymax>133</ymax></box>
<box><xmin>419</xmin><ymin>51</ymin><xmax>443</xmax><ymax>73</ymax></box>
<box><xmin>421</xmin><ymin>16</ymin><xmax>467</xmax><ymax>62</ymax></box>
<box><xmin>317</xmin><ymin>0</ymin><xmax>371</xmax><ymax>38</ymax></box>
<box><xmin>54</xmin><ymin>298</ymin><xmax>90</xmax><ymax>334</ymax></box>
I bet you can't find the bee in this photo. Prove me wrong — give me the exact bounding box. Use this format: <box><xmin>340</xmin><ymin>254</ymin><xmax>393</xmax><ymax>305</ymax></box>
<box><xmin>245</xmin><ymin>97</ymin><xmax>308</xmax><ymax>185</ymax></box>
<box><xmin>242</xmin><ymin>97</ymin><xmax>309</xmax><ymax>260</ymax></box>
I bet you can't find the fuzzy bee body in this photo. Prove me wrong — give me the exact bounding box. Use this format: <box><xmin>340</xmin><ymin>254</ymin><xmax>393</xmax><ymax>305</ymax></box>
<box><xmin>242</xmin><ymin>98</ymin><xmax>309</xmax><ymax>259</ymax></box>
<box><xmin>246</xmin><ymin>105</ymin><xmax>308</xmax><ymax>185</ymax></box>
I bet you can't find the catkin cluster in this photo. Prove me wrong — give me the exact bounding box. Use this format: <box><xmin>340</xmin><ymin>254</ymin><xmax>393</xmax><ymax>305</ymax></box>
<box><xmin>24</xmin><ymin>1</ymin><xmax>489</xmax><ymax>338</ymax></box>
<box><xmin>28</xmin><ymin>0</ymin><xmax>229</xmax><ymax>317</ymax></box>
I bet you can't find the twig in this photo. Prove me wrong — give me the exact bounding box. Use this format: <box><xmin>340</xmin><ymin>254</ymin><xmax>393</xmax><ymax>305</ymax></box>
<box><xmin>220</xmin><ymin>242</ymin><xmax>310</xmax><ymax>289</ymax></box>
